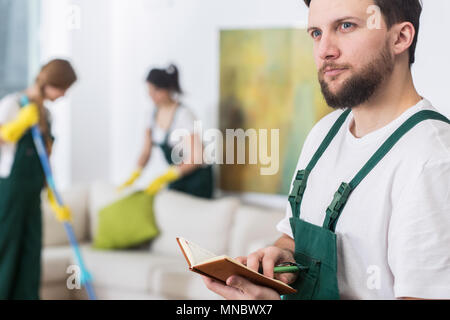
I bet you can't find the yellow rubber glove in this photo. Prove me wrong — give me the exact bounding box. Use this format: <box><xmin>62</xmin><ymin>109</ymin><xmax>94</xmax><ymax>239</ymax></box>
<box><xmin>117</xmin><ymin>168</ymin><xmax>142</xmax><ymax>192</ymax></box>
<box><xmin>48</xmin><ymin>189</ymin><xmax>73</xmax><ymax>222</ymax></box>
<box><xmin>145</xmin><ymin>166</ymin><xmax>181</xmax><ymax>195</ymax></box>
<box><xmin>0</xmin><ymin>103</ymin><xmax>39</xmax><ymax>143</ymax></box>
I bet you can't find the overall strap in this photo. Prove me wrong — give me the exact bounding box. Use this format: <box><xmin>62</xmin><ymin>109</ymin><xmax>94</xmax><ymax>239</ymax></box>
<box><xmin>323</xmin><ymin>110</ymin><xmax>450</xmax><ymax>232</ymax></box>
<box><xmin>288</xmin><ymin>109</ymin><xmax>351</xmax><ymax>219</ymax></box>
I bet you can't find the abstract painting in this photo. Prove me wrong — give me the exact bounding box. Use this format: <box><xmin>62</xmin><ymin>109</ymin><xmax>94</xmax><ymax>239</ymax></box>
<box><xmin>219</xmin><ymin>28</ymin><xmax>332</xmax><ymax>195</ymax></box>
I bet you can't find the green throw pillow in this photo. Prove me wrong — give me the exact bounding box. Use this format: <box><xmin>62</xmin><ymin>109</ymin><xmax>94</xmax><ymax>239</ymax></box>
<box><xmin>93</xmin><ymin>191</ymin><xmax>159</xmax><ymax>249</ymax></box>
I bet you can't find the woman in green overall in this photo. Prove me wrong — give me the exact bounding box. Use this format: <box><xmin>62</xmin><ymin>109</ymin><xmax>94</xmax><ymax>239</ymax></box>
<box><xmin>0</xmin><ymin>59</ymin><xmax>77</xmax><ymax>300</ymax></box>
<box><xmin>119</xmin><ymin>65</ymin><xmax>214</xmax><ymax>199</ymax></box>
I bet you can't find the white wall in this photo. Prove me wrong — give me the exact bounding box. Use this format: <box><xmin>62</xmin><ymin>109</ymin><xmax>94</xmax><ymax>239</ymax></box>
<box><xmin>40</xmin><ymin>0</ymin><xmax>72</xmax><ymax>190</ymax></box>
<box><xmin>41</xmin><ymin>0</ymin><xmax>450</xmax><ymax>202</ymax></box>
<box><xmin>412</xmin><ymin>0</ymin><xmax>450</xmax><ymax>114</ymax></box>
<box><xmin>69</xmin><ymin>0</ymin><xmax>112</xmax><ymax>185</ymax></box>
<box><xmin>41</xmin><ymin>0</ymin><xmax>113</xmax><ymax>189</ymax></box>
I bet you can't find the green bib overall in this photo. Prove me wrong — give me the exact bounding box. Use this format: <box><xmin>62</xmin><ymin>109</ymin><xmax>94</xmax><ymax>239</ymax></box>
<box><xmin>0</xmin><ymin>126</ymin><xmax>45</xmax><ymax>300</ymax></box>
<box><xmin>152</xmin><ymin>106</ymin><xmax>214</xmax><ymax>199</ymax></box>
<box><xmin>282</xmin><ymin>109</ymin><xmax>450</xmax><ymax>300</ymax></box>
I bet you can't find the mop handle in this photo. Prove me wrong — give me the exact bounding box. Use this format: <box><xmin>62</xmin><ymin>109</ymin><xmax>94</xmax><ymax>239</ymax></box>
<box><xmin>63</xmin><ymin>222</ymin><xmax>96</xmax><ymax>300</ymax></box>
<box><xmin>30</xmin><ymin>126</ymin><xmax>64</xmax><ymax>204</ymax></box>
<box><xmin>20</xmin><ymin>96</ymin><xmax>97</xmax><ymax>300</ymax></box>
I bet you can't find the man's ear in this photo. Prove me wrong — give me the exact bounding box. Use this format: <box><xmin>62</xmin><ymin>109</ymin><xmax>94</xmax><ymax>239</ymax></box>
<box><xmin>391</xmin><ymin>21</ymin><xmax>416</xmax><ymax>58</ymax></box>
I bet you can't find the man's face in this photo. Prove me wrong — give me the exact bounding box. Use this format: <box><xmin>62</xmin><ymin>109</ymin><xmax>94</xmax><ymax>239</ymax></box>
<box><xmin>308</xmin><ymin>0</ymin><xmax>394</xmax><ymax>109</ymax></box>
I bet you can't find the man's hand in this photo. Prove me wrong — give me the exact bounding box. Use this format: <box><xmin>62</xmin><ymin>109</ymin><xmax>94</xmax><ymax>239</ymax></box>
<box><xmin>202</xmin><ymin>275</ymin><xmax>281</xmax><ymax>300</ymax></box>
<box><xmin>202</xmin><ymin>237</ymin><xmax>297</xmax><ymax>300</ymax></box>
<box><xmin>239</xmin><ymin>245</ymin><xmax>297</xmax><ymax>285</ymax></box>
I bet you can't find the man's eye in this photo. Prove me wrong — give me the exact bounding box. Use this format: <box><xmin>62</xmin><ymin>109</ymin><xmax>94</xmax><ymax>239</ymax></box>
<box><xmin>340</xmin><ymin>22</ymin><xmax>354</xmax><ymax>31</ymax></box>
<box><xmin>311</xmin><ymin>30</ymin><xmax>322</xmax><ymax>38</ymax></box>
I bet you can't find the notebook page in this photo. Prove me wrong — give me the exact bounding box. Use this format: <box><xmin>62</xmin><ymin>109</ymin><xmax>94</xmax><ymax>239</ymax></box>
<box><xmin>185</xmin><ymin>239</ymin><xmax>217</xmax><ymax>265</ymax></box>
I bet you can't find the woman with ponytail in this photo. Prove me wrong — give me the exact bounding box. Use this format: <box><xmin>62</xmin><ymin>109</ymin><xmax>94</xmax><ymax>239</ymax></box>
<box><xmin>119</xmin><ymin>64</ymin><xmax>214</xmax><ymax>199</ymax></box>
<box><xmin>0</xmin><ymin>59</ymin><xmax>77</xmax><ymax>299</ymax></box>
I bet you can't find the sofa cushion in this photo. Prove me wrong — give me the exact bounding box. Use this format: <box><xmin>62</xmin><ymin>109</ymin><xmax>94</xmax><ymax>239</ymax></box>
<box><xmin>42</xmin><ymin>185</ymin><xmax>89</xmax><ymax>247</ymax></box>
<box><xmin>149</xmin><ymin>262</ymin><xmax>222</xmax><ymax>300</ymax></box>
<box><xmin>88</xmin><ymin>181</ymin><xmax>140</xmax><ymax>241</ymax></box>
<box><xmin>151</xmin><ymin>190</ymin><xmax>240</xmax><ymax>257</ymax></box>
<box><xmin>73</xmin><ymin>245</ymin><xmax>187</xmax><ymax>293</ymax></box>
<box><xmin>93</xmin><ymin>192</ymin><xmax>159</xmax><ymax>249</ymax></box>
<box><xmin>41</xmin><ymin>283</ymin><xmax>73</xmax><ymax>300</ymax></box>
<box><xmin>42</xmin><ymin>244</ymin><xmax>220</xmax><ymax>300</ymax></box>
<box><xmin>41</xmin><ymin>246</ymin><xmax>73</xmax><ymax>284</ymax></box>
<box><xmin>228</xmin><ymin>205</ymin><xmax>285</xmax><ymax>258</ymax></box>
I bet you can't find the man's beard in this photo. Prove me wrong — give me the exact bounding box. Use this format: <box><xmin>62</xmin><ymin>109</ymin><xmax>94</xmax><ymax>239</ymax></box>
<box><xmin>319</xmin><ymin>44</ymin><xmax>394</xmax><ymax>110</ymax></box>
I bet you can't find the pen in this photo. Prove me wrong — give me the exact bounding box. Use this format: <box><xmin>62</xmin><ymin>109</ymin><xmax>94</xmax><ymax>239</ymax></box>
<box><xmin>273</xmin><ymin>262</ymin><xmax>309</xmax><ymax>274</ymax></box>
<box><xmin>273</xmin><ymin>265</ymin><xmax>300</xmax><ymax>273</ymax></box>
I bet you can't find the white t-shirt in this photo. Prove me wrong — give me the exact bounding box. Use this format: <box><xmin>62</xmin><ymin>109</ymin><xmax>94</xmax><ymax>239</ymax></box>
<box><xmin>276</xmin><ymin>98</ymin><xmax>450</xmax><ymax>300</ymax></box>
<box><xmin>148</xmin><ymin>104</ymin><xmax>197</xmax><ymax>147</ymax></box>
<box><xmin>0</xmin><ymin>93</ymin><xmax>22</xmax><ymax>178</ymax></box>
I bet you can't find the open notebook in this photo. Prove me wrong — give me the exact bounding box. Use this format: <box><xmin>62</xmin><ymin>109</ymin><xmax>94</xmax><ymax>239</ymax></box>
<box><xmin>176</xmin><ymin>237</ymin><xmax>297</xmax><ymax>295</ymax></box>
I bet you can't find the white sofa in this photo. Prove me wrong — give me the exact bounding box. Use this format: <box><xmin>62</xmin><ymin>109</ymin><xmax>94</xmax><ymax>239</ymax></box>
<box><xmin>40</xmin><ymin>182</ymin><xmax>286</xmax><ymax>300</ymax></box>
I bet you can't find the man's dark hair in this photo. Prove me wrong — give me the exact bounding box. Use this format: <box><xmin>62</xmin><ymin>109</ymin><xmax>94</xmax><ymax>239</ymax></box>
<box><xmin>303</xmin><ymin>0</ymin><xmax>423</xmax><ymax>65</ymax></box>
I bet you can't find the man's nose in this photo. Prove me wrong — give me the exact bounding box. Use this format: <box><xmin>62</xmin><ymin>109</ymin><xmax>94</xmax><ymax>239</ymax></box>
<box><xmin>317</xmin><ymin>33</ymin><xmax>341</xmax><ymax>61</ymax></box>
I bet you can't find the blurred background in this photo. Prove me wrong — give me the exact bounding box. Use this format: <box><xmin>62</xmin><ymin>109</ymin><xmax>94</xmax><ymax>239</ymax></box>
<box><xmin>1</xmin><ymin>0</ymin><xmax>449</xmax><ymax>203</ymax></box>
<box><xmin>1</xmin><ymin>0</ymin><xmax>449</xmax><ymax>301</ymax></box>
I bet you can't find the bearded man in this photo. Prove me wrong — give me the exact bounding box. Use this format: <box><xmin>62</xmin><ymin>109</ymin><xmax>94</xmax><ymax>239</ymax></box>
<box><xmin>203</xmin><ymin>0</ymin><xmax>450</xmax><ymax>300</ymax></box>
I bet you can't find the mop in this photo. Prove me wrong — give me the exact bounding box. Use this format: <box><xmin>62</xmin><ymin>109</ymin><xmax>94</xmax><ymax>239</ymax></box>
<box><xmin>20</xmin><ymin>96</ymin><xmax>97</xmax><ymax>300</ymax></box>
